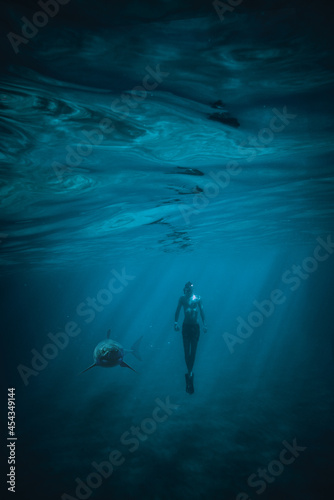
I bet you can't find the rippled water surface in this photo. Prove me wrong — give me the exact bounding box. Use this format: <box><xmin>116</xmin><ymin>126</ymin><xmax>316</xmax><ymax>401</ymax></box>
<box><xmin>1</xmin><ymin>0</ymin><xmax>334</xmax><ymax>270</ymax></box>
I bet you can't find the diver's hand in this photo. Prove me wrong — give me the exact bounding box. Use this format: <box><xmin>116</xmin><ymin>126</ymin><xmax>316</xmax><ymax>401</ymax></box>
<box><xmin>174</xmin><ymin>322</ymin><xmax>180</xmax><ymax>331</ymax></box>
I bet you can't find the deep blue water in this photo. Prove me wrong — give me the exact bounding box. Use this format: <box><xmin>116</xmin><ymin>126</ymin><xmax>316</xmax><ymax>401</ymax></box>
<box><xmin>1</xmin><ymin>1</ymin><xmax>334</xmax><ymax>499</ymax></box>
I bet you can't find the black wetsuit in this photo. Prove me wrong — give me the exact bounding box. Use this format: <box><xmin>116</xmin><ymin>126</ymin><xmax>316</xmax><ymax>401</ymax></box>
<box><xmin>182</xmin><ymin>323</ymin><xmax>200</xmax><ymax>374</ymax></box>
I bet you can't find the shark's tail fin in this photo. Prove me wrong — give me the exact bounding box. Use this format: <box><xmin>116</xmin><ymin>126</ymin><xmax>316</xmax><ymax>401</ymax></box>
<box><xmin>130</xmin><ymin>336</ymin><xmax>143</xmax><ymax>361</ymax></box>
<box><xmin>79</xmin><ymin>363</ymin><xmax>97</xmax><ymax>374</ymax></box>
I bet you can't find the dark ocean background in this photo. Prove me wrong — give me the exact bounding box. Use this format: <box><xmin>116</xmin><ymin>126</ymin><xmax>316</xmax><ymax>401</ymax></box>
<box><xmin>1</xmin><ymin>1</ymin><xmax>334</xmax><ymax>499</ymax></box>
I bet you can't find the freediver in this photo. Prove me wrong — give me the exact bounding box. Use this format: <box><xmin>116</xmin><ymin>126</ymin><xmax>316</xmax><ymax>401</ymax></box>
<box><xmin>174</xmin><ymin>282</ymin><xmax>207</xmax><ymax>394</ymax></box>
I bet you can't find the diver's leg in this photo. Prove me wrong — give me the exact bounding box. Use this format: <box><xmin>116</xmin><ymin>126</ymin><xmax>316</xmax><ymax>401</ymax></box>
<box><xmin>182</xmin><ymin>330</ymin><xmax>192</xmax><ymax>393</ymax></box>
<box><xmin>187</xmin><ymin>326</ymin><xmax>200</xmax><ymax>394</ymax></box>
<box><xmin>182</xmin><ymin>334</ymin><xmax>191</xmax><ymax>373</ymax></box>
<box><xmin>188</xmin><ymin>337</ymin><xmax>198</xmax><ymax>375</ymax></box>
<box><xmin>188</xmin><ymin>325</ymin><xmax>200</xmax><ymax>374</ymax></box>
<box><xmin>187</xmin><ymin>337</ymin><xmax>197</xmax><ymax>394</ymax></box>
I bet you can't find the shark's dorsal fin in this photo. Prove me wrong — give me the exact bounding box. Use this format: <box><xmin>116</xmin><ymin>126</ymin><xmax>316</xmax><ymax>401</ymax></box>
<box><xmin>107</xmin><ymin>329</ymin><xmax>111</xmax><ymax>339</ymax></box>
<box><xmin>120</xmin><ymin>361</ymin><xmax>137</xmax><ymax>373</ymax></box>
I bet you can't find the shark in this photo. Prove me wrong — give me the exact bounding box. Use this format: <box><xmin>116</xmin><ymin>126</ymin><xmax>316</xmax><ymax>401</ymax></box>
<box><xmin>80</xmin><ymin>329</ymin><xmax>142</xmax><ymax>374</ymax></box>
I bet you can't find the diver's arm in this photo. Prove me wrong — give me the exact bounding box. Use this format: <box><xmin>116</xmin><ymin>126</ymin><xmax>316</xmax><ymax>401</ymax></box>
<box><xmin>174</xmin><ymin>297</ymin><xmax>182</xmax><ymax>331</ymax></box>
<box><xmin>199</xmin><ymin>298</ymin><xmax>207</xmax><ymax>332</ymax></box>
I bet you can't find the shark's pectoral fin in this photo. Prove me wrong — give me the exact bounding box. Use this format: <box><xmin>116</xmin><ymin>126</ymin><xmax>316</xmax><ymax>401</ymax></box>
<box><xmin>120</xmin><ymin>361</ymin><xmax>137</xmax><ymax>373</ymax></box>
<box><xmin>79</xmin><ymin>363</ymin><xmax>97</xmax><ymax>374</ymax></box>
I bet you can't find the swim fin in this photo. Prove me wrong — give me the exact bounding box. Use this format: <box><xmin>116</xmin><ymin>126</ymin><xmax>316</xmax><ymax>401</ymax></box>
<box><xmin>185</xmin><ymin>373</ymin><xmax>194</xmax><ymax>394</ymax></box>
<box><xmin>188</xmin><ymin>373</ymin><xmax>194</xmax><ymax>394</ymax></box>
<box><xmin>185</xmin><ymin>373</ymin><xmax>190</xmax><ymax>393</ymax></box>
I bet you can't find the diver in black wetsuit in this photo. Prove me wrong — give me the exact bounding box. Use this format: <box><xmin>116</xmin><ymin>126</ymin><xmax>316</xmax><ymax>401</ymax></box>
<box><xmin>174</xmin><ymin>282</ymin><xmax>207</xmax><ymax>394</ymax></box>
